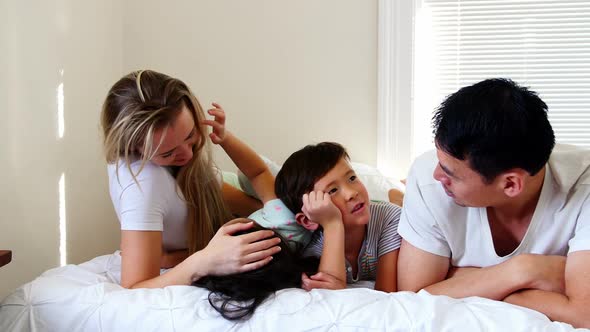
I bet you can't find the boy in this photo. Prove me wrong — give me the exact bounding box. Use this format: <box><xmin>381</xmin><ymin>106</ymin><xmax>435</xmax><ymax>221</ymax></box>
<box><xmin>274</xmin><ymin>142</ymin><xmax>402</xmax><ymax>292</ymax></box>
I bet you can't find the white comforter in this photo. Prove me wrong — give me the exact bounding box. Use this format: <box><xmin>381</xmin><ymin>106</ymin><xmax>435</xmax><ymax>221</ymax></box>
<box><xmin>0</xmin><ymin>253</ymin><xmax>582</xmax><ymax>332</ymax></box>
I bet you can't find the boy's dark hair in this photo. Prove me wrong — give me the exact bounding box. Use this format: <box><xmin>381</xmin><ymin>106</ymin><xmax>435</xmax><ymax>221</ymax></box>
<box><xmin>275</xmin><ymin>142</ymin><xmax>349</xmax><ymax>213</ymax></box>
<box><xmin>193</xmin><ymin>222</ymin><xmax>319</xmax><ymax>320</ymax></box>
<box><xmin>433</xmin><ymin>78</ymin><xmax>555</xmax><ymax>183</ymax></box>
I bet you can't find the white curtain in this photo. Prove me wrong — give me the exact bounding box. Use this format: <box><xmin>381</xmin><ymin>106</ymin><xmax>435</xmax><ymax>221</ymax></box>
<box><xmin>414</xmin><ymin>0</ymin><xmax>590</xmax><ymax>150</ymax></box>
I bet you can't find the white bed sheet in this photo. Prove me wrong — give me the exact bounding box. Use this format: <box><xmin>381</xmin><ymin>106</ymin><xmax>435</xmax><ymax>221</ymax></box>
<box><xmin>0</xmin><ymin>252</ymin><xmax>583</xmax><ymax>332</ymax></box>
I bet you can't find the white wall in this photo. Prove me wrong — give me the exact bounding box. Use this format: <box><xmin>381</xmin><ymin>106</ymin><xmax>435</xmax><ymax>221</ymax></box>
<box><xmin>122</xmin><ymin>0</ymin><xmax>378</xmax><ymax>170</ymax></box>
<box><xmin>0</xmin><ymin>0</ymin><xmax>378</xmax><ymax>299</ymax></box>
<box><xmin>0</xmin><ymin>0</ymin><xmax>122</xmax><ymax>298</ymax></box>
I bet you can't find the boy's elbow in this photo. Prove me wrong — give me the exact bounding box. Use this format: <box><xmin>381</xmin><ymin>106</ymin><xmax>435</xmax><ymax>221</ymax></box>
<box><xmin>397</xmin><ymin>274</ymin><xmax>432</xmax><ymax>292</ymax></box>
<box><xmin>375</xmin><ymin>282</ymin><xmax>397</xmax><ymax>293</ymax></box>
<box><xmin>397</xmin><ymin>281</ymin><xmax>423</xmax><ymax>292</ymax></box>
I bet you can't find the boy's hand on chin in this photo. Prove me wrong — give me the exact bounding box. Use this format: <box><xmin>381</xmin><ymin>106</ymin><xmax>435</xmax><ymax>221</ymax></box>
<box><xmin>302</xmin><ymin>191</ymin><xmax>343</xmax><ymax>226</ymax></box>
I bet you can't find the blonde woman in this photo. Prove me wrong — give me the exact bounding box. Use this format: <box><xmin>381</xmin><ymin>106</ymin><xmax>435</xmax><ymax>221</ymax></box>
<box><xmin>101</xmin><ymin>70</ymin><xmax>280</xmax><ymax>289</ymax></box>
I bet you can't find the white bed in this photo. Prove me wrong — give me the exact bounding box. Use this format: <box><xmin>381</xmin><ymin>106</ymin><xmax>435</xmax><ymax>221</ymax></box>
<box><xmin>0</xmin><ymin>165</ymin><xmax>584</xmax><ymax>331</ymax></box>
<box><xmin>0</xmin><ymin>252</ymin><xmax>582</xmax><ymax>332</ymax></box>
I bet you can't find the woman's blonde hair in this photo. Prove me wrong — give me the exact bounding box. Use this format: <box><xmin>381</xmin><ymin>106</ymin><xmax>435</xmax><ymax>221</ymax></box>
<box><xmin>101</xmin><ymin>70</ymin><xmax>232</xmax><ymax>254</ymax></box>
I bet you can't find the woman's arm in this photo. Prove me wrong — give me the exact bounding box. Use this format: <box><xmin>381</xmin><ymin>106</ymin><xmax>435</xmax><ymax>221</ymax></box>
<box><xmin>121</xmin><ymin>230</ymin><xmax>199</xmax><ymax>288</ymax></box>
<box><xmin>203</xmin><ymin>103</ymin><xmax>276</xmax><ymax>204</ymax></box>
<box><xmin>120</xmin><ymin>222</ymin><xmax>281</xmax><ymax>289</ymax></box>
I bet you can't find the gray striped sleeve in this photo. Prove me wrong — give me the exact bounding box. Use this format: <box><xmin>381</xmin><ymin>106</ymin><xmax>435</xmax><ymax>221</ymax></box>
<box><xmin>368</xmin><ymin>201</ymin><xmax>402</xmax><ymax>258</ymax></box>
<box><xmin>302</xmin><ymin>230</ymin><xmax>324</xmax><ymax>258</ymax></box>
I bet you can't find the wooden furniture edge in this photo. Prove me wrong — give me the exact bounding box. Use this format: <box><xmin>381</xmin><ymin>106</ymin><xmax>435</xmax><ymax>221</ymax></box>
<box><xmin>0</xmin><ymin>250</ymin><xmax>12</xmax><ymax>268</ymax></box>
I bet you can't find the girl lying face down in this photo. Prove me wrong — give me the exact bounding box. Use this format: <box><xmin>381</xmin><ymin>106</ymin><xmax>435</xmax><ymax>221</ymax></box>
<box><xmin>192</xmin><ymin>220</ymin><xmax>319</xmax><ymax>320</ymax></box>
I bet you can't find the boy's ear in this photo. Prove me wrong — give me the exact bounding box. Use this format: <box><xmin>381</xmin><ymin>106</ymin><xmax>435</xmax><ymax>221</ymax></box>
<box><xmin>295</xmin><ymin>212</ymin><xmax>319</xmax><ymax>231</ymax></box>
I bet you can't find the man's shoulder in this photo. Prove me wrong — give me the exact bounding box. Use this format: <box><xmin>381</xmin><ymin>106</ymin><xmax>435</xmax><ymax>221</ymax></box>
<box><xmin>406</xmin><ymin>150</ymin><xmax>455</xmax><ymax>205</ymax></box>
<box><xmin>413</xmin><ymin>149</ymin><xmax>438</xmax><ymax>168</ymax></box>
<box><xmin>408</xmin><ymin>150</ymin><xmax>440</xmax><ymax>186</ymax></box>
<box><xmin>549</xmin><ymin>144</ymin><xmax>590</xmax><ymax>189</ymax></box>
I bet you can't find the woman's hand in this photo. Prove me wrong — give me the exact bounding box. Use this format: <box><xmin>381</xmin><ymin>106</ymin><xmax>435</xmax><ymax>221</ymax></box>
<box><xmin>200</xmin><ymin>220</ymin><xmax>281</xmax><ymax>276</ymax></box>
<box><xmin>301</xmin><ymin>272</ymin><xmax>346</xmax><ymax>291</ymax></box>
<box><xmin>202</xmin><ymin>102</ymin><xmax>227</xmax><ymax>144</ymax></box>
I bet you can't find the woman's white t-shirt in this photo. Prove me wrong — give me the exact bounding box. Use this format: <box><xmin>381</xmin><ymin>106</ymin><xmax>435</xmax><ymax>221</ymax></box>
<box><xmin>398</xmin><ymin>144</ymin><xmax>590</xmax><ymax>268</ymax></box>
<box><xmin>108</xmin><ymin>160</ymin><xmax>221</xmax><ymax>251</ymax></box>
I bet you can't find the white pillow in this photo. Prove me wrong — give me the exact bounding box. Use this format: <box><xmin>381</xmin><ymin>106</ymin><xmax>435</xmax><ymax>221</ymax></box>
<box><xmin>350</xmin><ymin>162</ymin><xmax>405</xmax><ymax>201</ymax></box>
<box><xmin>238</xmin><ymin>157</ymin><xmax>405</xmax><ymax>202</ymax></box>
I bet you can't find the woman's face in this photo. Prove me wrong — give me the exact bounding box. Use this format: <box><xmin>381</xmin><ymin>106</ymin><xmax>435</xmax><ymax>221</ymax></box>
<box><xmin>150</xmin><ymin>105</ymin><xmax>198</xmax><ymax>167</ymax></box>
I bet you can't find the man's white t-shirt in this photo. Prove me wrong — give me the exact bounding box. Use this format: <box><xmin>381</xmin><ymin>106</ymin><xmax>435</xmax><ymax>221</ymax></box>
<box><xmin>398</xmin><ymin>144</ymin><xmax>590</xmax><ymax>268</ymax></box>
<box><xmin>108</xmin><ymin>160</ymin><xmax>221</xmax><ymax>251</ymax></box>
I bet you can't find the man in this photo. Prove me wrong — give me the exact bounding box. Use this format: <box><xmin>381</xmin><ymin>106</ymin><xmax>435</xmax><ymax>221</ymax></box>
<box><xmin>397</xmin><ymin>78</ymin><xmax>590</xmax><ymax>328</ymax></box>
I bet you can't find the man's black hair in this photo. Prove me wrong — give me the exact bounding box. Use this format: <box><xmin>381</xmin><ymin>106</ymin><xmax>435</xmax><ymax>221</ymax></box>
<box><xmin>433</xmin><ymin>78</ymin><xmax>555</xmax><ymax>182</ymax></box>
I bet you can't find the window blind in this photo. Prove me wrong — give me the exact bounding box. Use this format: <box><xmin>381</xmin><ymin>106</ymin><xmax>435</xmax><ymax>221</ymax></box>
<box><xmin>415</xmin><ymin>0</ymin><xmax>590</xmax><ymax>148</ymax></box>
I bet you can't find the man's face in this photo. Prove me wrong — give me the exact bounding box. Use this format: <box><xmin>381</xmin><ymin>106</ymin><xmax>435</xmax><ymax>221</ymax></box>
<box><xmin>433</xmin><ymin>148</ymin><xmax>501</xmax><ymax>207</ymax></box>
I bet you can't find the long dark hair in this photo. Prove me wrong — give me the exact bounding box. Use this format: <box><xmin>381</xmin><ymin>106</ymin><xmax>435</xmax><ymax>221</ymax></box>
<box><xmin>192</xmin><ymin>223</ymin><xmax>319</xmax><ymax>320</ymax></box>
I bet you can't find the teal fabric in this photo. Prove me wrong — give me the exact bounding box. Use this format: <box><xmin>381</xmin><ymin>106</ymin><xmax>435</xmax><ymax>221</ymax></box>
<box><xmin>222</xmin><ymin>171</ymin><xmax>242</xmax><ymax>190</ymax></box>
<box><xmin>248</xmin><ymin>198</ymin><xmax>311</xmax><ymax>249</ymax></box>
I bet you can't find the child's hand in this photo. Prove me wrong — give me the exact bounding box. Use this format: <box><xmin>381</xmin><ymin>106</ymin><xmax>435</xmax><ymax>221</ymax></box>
<box><xmin>301</xmin><ymin>272</ymin><xmax>346</xmax><ymax>291</ymax></box>
<box><xmin>301</xmin><ymin>191</ymin><xmax>342</xmax><ymax>227</ymax></box>
<box><xmin>202</xmin><ymin>102</ymin><xmax>227</xmax><ymax>144</ymax></box>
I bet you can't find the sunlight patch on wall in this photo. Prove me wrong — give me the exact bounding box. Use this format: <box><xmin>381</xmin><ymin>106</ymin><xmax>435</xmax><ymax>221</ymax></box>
<box><xmin>59</xmin><ymin>172</ymin><xmax>67</xmax><ymax>266</ymax></box>
<box><xmin>57</xmin><ymin>69</ymin><xmax>65</xmax><ymax>139</ymax></box>
<box><xmin>413</xmin><ymin>4</ymin><xmax>436</xmax><ymax>158</ymax></box>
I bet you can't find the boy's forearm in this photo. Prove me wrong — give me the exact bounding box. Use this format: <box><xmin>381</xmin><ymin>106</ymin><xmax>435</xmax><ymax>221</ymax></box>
<box><xmin>318</xmin><ymin>222</ymin><xmax>346</xmax><ymax>283</ymax></box>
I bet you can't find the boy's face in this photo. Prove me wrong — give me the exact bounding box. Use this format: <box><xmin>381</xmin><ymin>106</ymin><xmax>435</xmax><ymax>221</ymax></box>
<box><xmin>312</xmin><ymin>158</ymin><xmax>370</xmax><ymax>227</ymax></box>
